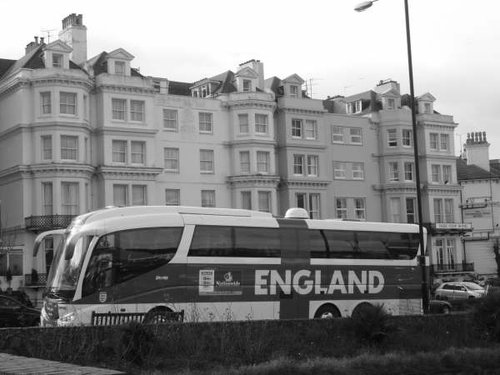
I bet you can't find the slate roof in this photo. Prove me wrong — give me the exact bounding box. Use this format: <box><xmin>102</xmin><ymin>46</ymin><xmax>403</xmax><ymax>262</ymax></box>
<box><xmin>456</xmin><ymin>158</ymin><xmax>500</xmax><ymax>181</ymax></box>
<box><xmin>0</xmin><ymin>44</ymin><xmax>86</xmax><ymax>81</ymax></box>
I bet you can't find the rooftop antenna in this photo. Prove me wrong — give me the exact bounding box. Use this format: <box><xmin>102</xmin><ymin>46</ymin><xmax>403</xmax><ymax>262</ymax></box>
<box><xmin>305</xmin><ymin>78</ymin><xmax>323</xmax><ymax>98</ymax></box>
<box><xmin>41</xmin><ymin>28</ymin><xmax>57</xmax><ymax>43</ymax></box>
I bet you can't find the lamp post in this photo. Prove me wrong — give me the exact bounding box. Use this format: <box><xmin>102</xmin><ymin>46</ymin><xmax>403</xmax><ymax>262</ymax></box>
<box><xmin>355</xmin><ymin>0</ymin><xmax>428</xmax><ymax>313</ymax></box>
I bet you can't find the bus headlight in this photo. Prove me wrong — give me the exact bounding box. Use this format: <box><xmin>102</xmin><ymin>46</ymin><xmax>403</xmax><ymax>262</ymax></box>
<box><xmin>58</xmin><ymin>312</ymin><xmax>76</xmax><ymax>325</ymax></box>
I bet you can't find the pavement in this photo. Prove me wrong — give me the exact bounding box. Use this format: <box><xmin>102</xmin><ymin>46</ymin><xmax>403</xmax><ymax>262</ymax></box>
<box><xmin>0</xmin><ymin>353</ymin><xmax>125</xmax><ymax>374</ymax></box>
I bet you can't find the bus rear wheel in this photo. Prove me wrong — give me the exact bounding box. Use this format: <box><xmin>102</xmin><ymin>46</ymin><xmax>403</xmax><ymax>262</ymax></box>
<box><xmin>314</xmin><ymin>304</ymin><xmax>341</xmax><ymax>319</ymax></box>
<box><xmin>144</xmin><ymin>307</ymin><xmax>175</xmax><ymax>324</ymax></box>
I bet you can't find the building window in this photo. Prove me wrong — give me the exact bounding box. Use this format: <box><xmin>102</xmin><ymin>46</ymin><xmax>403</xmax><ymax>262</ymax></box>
<box><xmin>290</xmin><ymin>85</ymin><xmax>299</xmax><ymax>98</ymax></box>
<box><xmin>387</xmin><ymin>98</ymin><xmax>395</xmax><ymax>110</ymax></box>
<box><xmin>404</xmin><ymin>162</ymin><xmax>414</xmax><ymax>181</ymax></box>
<box><xmin>293</xmin><ymin>154</ymin><xmax>305</xmax><ymax>175</ymax></box>
<box><xmin>443</xmin><ymin>165</ymin><xmax>452</xmax><ymax>184</ymax></box>
<box><xmin>297</xmin><ymin>193</ymin><xmax>321</xmax><ymax>219</ymax></box>
<box><xmin>436</xmin><ymin>198</ymin><xmax>456</xmax><ymax>223</ymax></box>
<box><xmin>113</xmin><ymin>184</ymin><xmax>128</xmax><ymax>206</ymax></box>
<box><xmin>131</xmin><ymin>141</ymin><xmax>145</xmax><ymax>164</ymax></box>
<box><xmin>132</xmin><ymin>185</ymin><xmax>147</xmax><ymax>205</ymax></box>
<box><xmin>406</xmin><ymin>198</ymin><xmax>416</xmax><ymax>223</ymax></box>
<box><xmin>305</xmin><ymin>120</ymin><xmax>318</xmax><ymax>140</ymax></box>
<box><xmin>257</xmin><ymin>151</ymin><xmax>270</xmax><ymax>173</ymax></box>
<box><xmin>332</xmin><ymin>126</ymin><xmax>344</xmax><ymax>143</ymax></box>
<box><xmin>201</xmin><ymin>190</ymin><xmax>216</xmax><ymax>207</ymax></box>
<box><xmin>130</xmin><ymin>100</ymin><xmax>145</xmax><ymax>122</ymax></box>
<box><xmin>389</xmin><ymin>162</ymin><xmax>399</xmax><ymax>182</ymax></box>
<box><xmin>112</xmin><ymin>140</ymin><xmax>127</xmax><ymax>163</ymax></box>
<box><xmin>0</xmin><ymin>251</ymin><xmax>23</xmax><ymax>276</ymax></box>
<box><xmin>440</xmin><ymin>134</ymin><xmax>450</xmax><ymax>152</ymax></box>
<box><xmin>164</xmin><ymin>148</ymin><xmax>179</xmax><ymax>172</ymax></box>
<box><xmin>349</xmin><ymin>128</ymin><xmax>363</xmax><ymax>144</ymax></box>
<box><xmin>307</xmin><ymin>155</ymin><xmax>319</xmax><ymax>176</ymax></box>
<box><xmin>241</xmin><ymin>191</ymin><xmax>252</xmax><ymax>210</ymax></box>
<box><xmin>112</xmin><ymin>99</ymin><xmax>127</xmax><ymax>120</ymax></box>
<box><xmin>60</xmin><ymin>92</ymin><xmax>76</xmax><ymax>115</ymax></box>
<box><xmin>239</xmin><ymin>114</ymin><xmax>249</xmax><ymax>134</ymax></box>
<box><xmin>165</xmin><ymin>189</ymin><xmax>180</xmax><ymax>206</ymax></box>
<box><xmin>42</xmin><ymin>182</ymin><xmax>53</xmax><ymax>215</ymax></box>
<box><xmin>334</xmin><ymin>162</ymin><xmax>346</xmax><ymax>179</ymax></box>
<box><xmin>430</xmin><ymin>133</ymin><xmax>439</xmax><ymax>150</ymax></box>
<box><xmin>163</xmin><ymin>109</ymin><xmax>178</xmax><ymax>131</ymax></box>
<box><xmin>240</xmin><ymin>151</ymin><xmax>250</xmax><ymax>173</ymax></box>
<box><xmin>402</xmin><ymin>129</ymin><xmax>412</xmax><ymax>147</ymax></box>
<box><xmin>258</xmin><ymin>191</ymin><xmax>271</xmax><ymax>212</ymax></box>
<box><xmin>199</xmin><ymin>112</ymin><xmax>213</xmax><ymax>133</ymax></box>
<box><xmin>61</xmin><ymin>182</ymin><xmax>79</xmax><ymax>215</ymax></box>
<box><xmin>388</xmin><ymin>129</ymin><xmax>398</xmax><ymax>147</ymax></box>
<box><xmin>255</xmin><ymin>114</ymin><xmax>268</xmax><ymax>134</ymax></box>
<box><xmin>444</xmin><ymin>199</ymin><xmax>454</xmax><ymax>223</ymax></box>
<box><xmin>424</xmin><ymin>103</ymin><xmax>432</xmax><ymax>114</ymax></box>
<box><xmin>390</xmin><ymin>197</ymin><xmax>401</xmax><ymax>223</ymax></box>
<box><xmin>61</xmin><ymin>135</ymin><xmax>78</xmax><ymax>161</ymax></box>
<box><xmin>336</xmin><ymin>198</ymin><xmax>347</xmax><ymax>219</ymax></box>
<box><xmin>41</xmin><ymin>135</ymin><xmax>52</xmax><ymax>160</ymax></box>
<box><xmin>431</xmin><ymin>164</ymin><xmax>441</xmax><ymax>183</ymax></box>
<box><xmin>243</xmin><ymin>79</ymin><xmax>252</xmax><ymax>92</ymax></box>
<box><xmin>292</xmin><ymin>119</ymin><xmax>302</xmax><ymax>138</ymax></box>
<box><xmin>352</xmin><ymin>162</ymin><xmax>364</xmax><ymax>180</ymax></box>
<box><xmin>200</xmin><ymin>149</ymin><xmax>214</xmax><ymax>173</ymax></box>
<box><xmin>115</xmin><ymin>61</ymin><xmax>125</xmax><ymax>75</ymax></box>
<box><xmin>52</xmin><ymin>53</ymin><xmax>63</xmax><ymax>68</ymax></box>
<box><xmin>41</xmin><ymin>92</ymin><xmax>51</xmax><ymax>114</ymax></box>
<box><xmin>354</xmin><ymin>198</ymin><xmax>366</xmax><ymax>220</ymax></box>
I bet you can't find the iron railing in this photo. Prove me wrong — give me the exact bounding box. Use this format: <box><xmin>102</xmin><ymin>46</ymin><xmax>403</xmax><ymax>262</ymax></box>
<box><xmin>432</xmin><ymin>262</ymin><xmax>474</xmax><ymax>274</ymax></box>
<box><xmin>24</xmin><ymin>273</ymin><xmax>47</xmax><ymax>287</ymax></box>
<box><xmin>25</xmin><ymin>215</ymin><xmax>75</xmax><ymax>232</ymax></box>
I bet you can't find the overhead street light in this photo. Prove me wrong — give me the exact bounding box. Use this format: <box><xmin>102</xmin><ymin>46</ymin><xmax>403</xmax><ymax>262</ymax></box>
<box><xmin>354</xmin><ymin>0</ymin><xmax>429</xmax><ymax>313</ymax></box>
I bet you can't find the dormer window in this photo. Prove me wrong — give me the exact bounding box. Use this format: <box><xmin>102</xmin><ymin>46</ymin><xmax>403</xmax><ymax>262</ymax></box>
<box><xmin>424</xmin><ymin>103</ymin><xmax>432</xmax><ymax>114</ymax></box>
<box><xmin>243</xmin><ymin>79</ymin><xmax>252</xmax><ymax>92</ymax></box>
<box><xmin>347</xmin><ymin>100</ymin><xmax>362</xmax><ymax>114</ymax></box>
<box><xmin>290</xmin><ymin>85</ymin><xmax>299</xmax><ymax>98</ymax></box>
<box><xmin>52</xmin><ymin>53</ymin><xmax>63</xmax><ymax>68</ymax></box>
<box><xmin>387</xmin><ymin>98</ymin><xmax>395</xmax><ymax>110</ymax></box>
<box><xmin>115</xmin><ymin>61</ymin><xmax>125</xmax><ymax>75</ymax></box>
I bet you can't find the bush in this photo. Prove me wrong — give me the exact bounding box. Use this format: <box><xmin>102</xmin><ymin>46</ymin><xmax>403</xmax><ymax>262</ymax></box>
<box><xmin>350</xmin><ymin>304</ymin><xmax>394</xmax><ymax>345</ymax></box>
<box><xmin>473</xmin><ymin>291</ymin><xmax>500</xmax><ymax>341</ymax></box>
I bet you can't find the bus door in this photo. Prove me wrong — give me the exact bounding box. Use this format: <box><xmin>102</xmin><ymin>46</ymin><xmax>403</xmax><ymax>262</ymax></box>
<box><xmin>277</xmin><ymin>219</ymin><xmax>310</xmax><ymax>319</ymax></box>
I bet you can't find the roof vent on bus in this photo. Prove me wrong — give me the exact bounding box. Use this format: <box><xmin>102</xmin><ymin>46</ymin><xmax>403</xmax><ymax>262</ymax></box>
<box><xmin>284</xmin><ymin>208</ymin><xmax>310</xmax><ymax>219</ymax></box>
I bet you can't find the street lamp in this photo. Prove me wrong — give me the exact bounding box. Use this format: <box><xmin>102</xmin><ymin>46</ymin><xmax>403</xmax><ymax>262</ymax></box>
<box><xmin>355</xmin><ymin>0</ymin><xmax>428</xmax><ymax>313</ymax></box>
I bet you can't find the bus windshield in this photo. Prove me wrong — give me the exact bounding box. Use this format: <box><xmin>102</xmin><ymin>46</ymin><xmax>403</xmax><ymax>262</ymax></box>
<box><xmin>45</xmin><ymin>234</ymin><xmax>92</xmax><ymax>300</ymax></box>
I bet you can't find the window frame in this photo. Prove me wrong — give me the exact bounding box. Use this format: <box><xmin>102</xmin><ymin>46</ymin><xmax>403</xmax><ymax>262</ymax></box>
<box><xmin>199</xmin><ymin>112</ymin><xmax>213</xmax><ymax>134</ymax></box>
<box><xmin>163</xmin><ymin>109</ymin><xmax>178</xmax><ymax>131</ymax></box>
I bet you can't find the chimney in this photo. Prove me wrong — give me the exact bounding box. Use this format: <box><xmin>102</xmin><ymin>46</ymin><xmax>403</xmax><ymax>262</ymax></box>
<box><xmin>464</xmin><ymin>131</ymin><xmax>490</xmax><ymax>171</ymax></box>
<box><xmin>25</xmin><ymin>36</ymin><xmax>43</xmax><ymax>55</ymax></box>
<box><xmin>374</xmin><ymin>79</ymin><xmax>400</xmax><ymax>94</ymax></box>
<box><xmin>58</xmin><ymin>13</ymin><xmax>87</xmax><ymax>65</ymax></box>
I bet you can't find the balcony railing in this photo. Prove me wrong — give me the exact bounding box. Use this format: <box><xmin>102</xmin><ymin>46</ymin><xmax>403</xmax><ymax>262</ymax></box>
<box><xmin>25</xmin><ymin>215</ymin><xmax>75</xmax><ymax>232</ymax></box>
<box><xmin>432</xmin><ymin>263</ymin><xmax>475</xmax><ymax>274</ymax></box>
<box><xmin>24</xmin><ymin>273</ymin><xmax>47</xmax><ymax>287</ymax></box>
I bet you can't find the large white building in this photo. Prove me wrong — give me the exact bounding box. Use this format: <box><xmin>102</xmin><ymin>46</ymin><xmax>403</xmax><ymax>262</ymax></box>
<box><xmin>0</xmin><ymin>14</ymin><xmax>473</xmax><ymax>304</ymax></box>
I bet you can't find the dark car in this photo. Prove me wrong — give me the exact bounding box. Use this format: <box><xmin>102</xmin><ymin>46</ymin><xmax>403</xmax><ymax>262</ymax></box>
<box><xmin>0</xmin><ymin>295</ymin><xmax>40</xmax><ymax>327</ymax></box>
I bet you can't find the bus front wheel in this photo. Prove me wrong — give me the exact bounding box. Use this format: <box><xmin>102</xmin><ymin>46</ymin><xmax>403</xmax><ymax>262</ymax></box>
<box><xmin>314</xmin><ymin>304</ymin><xmax>341</xmax><ymax>319</ymax></box>
<box><xmin>144</xmin><ymin>307</ymin><xmax>174</xmax><ymax>324</ymax></box>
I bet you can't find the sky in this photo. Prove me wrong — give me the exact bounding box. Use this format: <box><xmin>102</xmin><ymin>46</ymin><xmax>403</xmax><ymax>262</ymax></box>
<box><xmin>4</xmin><ymin>0</ymin><xmax>500</xmax><ymax>157</ymax></box>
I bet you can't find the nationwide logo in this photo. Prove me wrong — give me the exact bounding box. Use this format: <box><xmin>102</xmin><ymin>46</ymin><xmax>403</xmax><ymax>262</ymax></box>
<box><xmin>216</xmin><ymin>272</ymin><xmax>241</xmax><ymax>288</ymax></box>
<box><xmin>255</xmin><ymin>269</ymin><xmax>385</xmax><ymax>295</ymax></box>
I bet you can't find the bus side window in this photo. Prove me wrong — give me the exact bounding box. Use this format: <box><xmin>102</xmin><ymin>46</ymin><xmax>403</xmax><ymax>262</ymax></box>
<box><xmin>82</xmin><ymin>227</ymin><xmax>183</xmax><ymax>297</ymax></box>
<box><xmin>322</xmin><ymin>230</ymin><xmax>357</xmax><ymax>259</ymax></box>
<box><xmin>309</xmin><ymin>230</ymin><xmax>328</xmax><ymax>258</ymax></box>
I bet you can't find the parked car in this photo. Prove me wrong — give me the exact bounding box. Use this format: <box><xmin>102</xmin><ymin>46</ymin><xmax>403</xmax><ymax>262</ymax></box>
<box><xmin>0</xmin><ymin>295</ymin><xmax>40</xmax><ymax>327</ymax></box>
<box><xmin>434</xmin><ymin>281</ymin><xmax>486</xmax><ymax>301</ymax></box>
